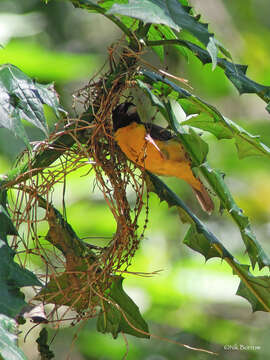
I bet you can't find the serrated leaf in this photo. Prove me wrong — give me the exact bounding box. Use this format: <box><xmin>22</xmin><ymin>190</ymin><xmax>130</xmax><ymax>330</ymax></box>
<box><xmin>225</xmin><ymin>117</ymin><xmax>270</xmax><ymax>159</ymax></box>
<box><xmin>182</xmin><ymin>113</ymin><xmax>233</xmax><ymax>140</ymax></box>
<box><xmin>147</xmin><ymin>24</ymin><xmax>188</xmax><ymax>61</ymax></box>
<box><xmin>147</xmin><ymin>173</ymin><xmax>270</xmax><ymax>312</ymax></box>
<box><xmin>183</xmin><ymin>225</ymin><xmax>221</xmax><ymax>260</ymax></box>
<box><xmin>0</xmin><ymin>189</ymin><xmax>42</xmax><ymax>318</ymax></box>
<box><xmin>108</xmin><ymin>0</ymin><xmax>227</xmax><ymax>65</ymax></box>
<box><xmin>236</xmin><ymin>272</ymin><xmax>270</xmax><ymax>312</ymax></box>
<box><xmin>171</xmin><ymin>39</ymin><xmax>270</xmax><ymax>110</ymax></box>
<box><xmin>97</xmin><ymin>301</ymin><xmax>122</xmax><ymax>338</ymax></box>
<box><xmin>202</xmin><ymin>163</ymin><xmax>270</xmax><ymax>270</ymax></box>
<box><xmin>107</xmin><ymin>0</ymin><xmax>180</xmax><ymax>31</ymax></box>
<box><xmin>0</xmin><ymin>314</ymin><xmax>27</xmax><ymax>360</ymax></box>
<box><xmin>0</xmin><ymin>239</ymin><xmax>42</xmax><ymax>318</ymax></box>
<box><xmin>98</xmin><ymin>277</ymin><xmax>149</xmax><ymax>339</ymax></box>
<box><xmin>36</xmin><ymin>328</ymin><xmax>55</xmax><ymax>360</ymax></box>
<box><xmin>137</xmin><ymin>73</ymin><xmax>270</xmax><ymax>269</ymax></box>
<box><xmin>140</xmin><ymin>70</ymin><xmax>270</xmax><ymax>161</ymax></box>
<box><xmin>0</xmin><ymin>64</ymin><xmax>61</xmax><ymax>145</ymax></box>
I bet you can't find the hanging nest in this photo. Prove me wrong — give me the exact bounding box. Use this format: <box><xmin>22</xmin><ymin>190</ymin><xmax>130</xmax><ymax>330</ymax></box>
<box><xmin>9</xmin><ymin>44</ymin><xmax>150</xmax><ymax>326</ymax></box>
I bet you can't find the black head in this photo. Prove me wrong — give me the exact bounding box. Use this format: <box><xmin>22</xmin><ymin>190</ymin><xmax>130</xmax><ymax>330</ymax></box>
<box><xmin>112</xmin><ymin>102</ymin><xmax>141</xmax><ymax>131</ymax></box>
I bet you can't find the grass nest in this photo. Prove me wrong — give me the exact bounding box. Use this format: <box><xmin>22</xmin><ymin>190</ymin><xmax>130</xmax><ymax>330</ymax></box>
<box><xmin>9</xmin><ymin>47</ymin><xmax>149</xmax><ymax>326</ymax></box>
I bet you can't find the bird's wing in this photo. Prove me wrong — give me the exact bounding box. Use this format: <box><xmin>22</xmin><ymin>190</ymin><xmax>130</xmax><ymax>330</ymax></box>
<box><xmin>144</xmin><ymin>123</ymin><xmax>174</xmax><ymax>141</ymax></box>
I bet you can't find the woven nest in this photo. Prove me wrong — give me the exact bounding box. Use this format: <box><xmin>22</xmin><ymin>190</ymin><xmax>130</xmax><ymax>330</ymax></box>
<box><xmin>9</xmin><ymin>49</ymin><xmax>149</xmax><ymax>325</ymax></box>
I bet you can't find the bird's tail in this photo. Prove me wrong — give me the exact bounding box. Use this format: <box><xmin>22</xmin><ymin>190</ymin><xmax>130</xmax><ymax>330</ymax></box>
<box><xmin>192</xmin><ymin>184</ymin><xmax>214</xmax><ymax>214</ymax></box>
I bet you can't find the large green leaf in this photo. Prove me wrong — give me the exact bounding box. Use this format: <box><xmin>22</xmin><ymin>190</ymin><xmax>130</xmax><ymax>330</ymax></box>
<box><xmin>108</xmin><ymin>0</ymin><xmax>181</xmax><ymax>31</ymax></box>
<box><xmin>97</xmin><ymin>277</ymin><xmax>149</xmax><ymax>339</ymax></box>
<box><xmin>140</xmin><ymin>70</ymin><xmax>270</xmax><ymax>160</ymax></box>
<box><xmin>236</xmin><ymin>271</ymin><xmax>270</xmax><ymax>312</ymax></box>
<box><xmin>147</xmin><ymin>173</ymin><xmax>270</xmax><ymax>312</ymax></box>
<box><xmin>108</xmin><ymin>0</ymin><xmax>226</xmax><ymax>67</ymax></box>
<box><xmin>0</xmin><ymin>189</ymin><xmax>42</xmax><ymax>318</ymax></box>
<box><xmin>182</xmin><ymin>114</ymin><xmax>270</xmax><ymax>159</ymax></box>
<box><xmin>136</xmin><ymin>73</ymin><xmax>270</xmax><ymax>269</ymax></box>
<box><xmin>0</xmin><ymin>64</ymin><xmax>61</xmax><ymax>145</ymax></box>
<box><xmin>182</xmin><ymin>113</ymin><xmax>232</xmax><ymax>140</ymax></box>
<box><xmin>0</xmin><ymin>240</ymin><xmax>42</xmax><ymax>319</ymax></box>
<box><xmin>147</xmin><ymin>38</ymin><xmax>270</xmax><ymax>111</ymax></box>
<box><xmin>0</xmin><ymin>315</ymin><xmax>27</xmax><ymax>360</ymax></box>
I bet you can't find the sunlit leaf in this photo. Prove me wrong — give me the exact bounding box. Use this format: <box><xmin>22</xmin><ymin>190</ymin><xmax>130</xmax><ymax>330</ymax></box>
<box><xmin>107</xmin><ymin>0</ymin><xmax>180</xmax><ymax>31</ymax></box>
<box><xmin>98</xmin><ymin>277</ymin><xmax>149</xmax><ymax>339</ymax></box>
<box><xmin>236</xmin><ymin>272</ymin><xmax>270</xmax><ymax>312</ymax></box>
<box><xmin>147</xmin><ymin>173</ymin><xmax>270</xmax><ymax>312</ymax></box>
<box><xmin>182</xmin><ymin>113</ymin><xmax>232</xmax><ymax>140</ymax></box>
<box><xmin>0</xmin><ymin>64</ymin><xmax>61</xmax><ymax>145</ymax></box>
<box><xmin>174</xmin><ymin>39</ymin><xmax>270</xmax><ymax>111</ymax></box>
<box><xmin>0</xmin><ymin>315</ymin><xmax>27</xmax><ymax>360</ymax></box>
<box><xmin>137</xmin><ymin>73</ymin><xmax>270</xmax><ymax>269</ymax></box>
<box><xmin>140</xmin><ymin>70</ymin><xmax>270</xmax><ymax>160</ymax></box>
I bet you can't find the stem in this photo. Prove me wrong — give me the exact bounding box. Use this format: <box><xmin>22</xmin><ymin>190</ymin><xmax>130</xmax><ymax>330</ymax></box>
<box><xmin>146</xmin><ymin>39</ymin><xmax>270</xmax><ymax>105</ymax></box>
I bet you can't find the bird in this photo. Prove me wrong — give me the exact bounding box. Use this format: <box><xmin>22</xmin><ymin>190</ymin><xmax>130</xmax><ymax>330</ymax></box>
<box><xmin>112</xmin><ymin>102</ymin><xmax>214</xmax><ymax>213</ymax></box>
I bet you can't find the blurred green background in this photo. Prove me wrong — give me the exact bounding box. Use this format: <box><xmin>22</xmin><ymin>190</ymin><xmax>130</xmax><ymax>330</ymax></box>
<box><xmin>1</xmin><ymin>0</ymin><xmax>270</xmax><ymax>359</ymax></box>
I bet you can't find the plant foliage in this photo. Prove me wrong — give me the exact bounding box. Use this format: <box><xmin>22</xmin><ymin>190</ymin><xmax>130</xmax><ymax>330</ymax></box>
<box><xmin>0</xmin><ymin>0</ymin><xmax>270</xmax><ymax>358</ymax></box>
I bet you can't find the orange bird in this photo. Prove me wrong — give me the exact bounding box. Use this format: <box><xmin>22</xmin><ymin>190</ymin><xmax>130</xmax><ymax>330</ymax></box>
<box><xmin>112</xmin><ymin>102</ymin><xmax>214</xmax><ymax>213</ymax></box>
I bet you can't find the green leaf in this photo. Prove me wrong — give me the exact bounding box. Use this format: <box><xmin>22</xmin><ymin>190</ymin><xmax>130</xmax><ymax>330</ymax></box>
<box><xmin>36</xmin><ymin>328</ymin><xmax>55</xmax><ymax>360</ymax></box>
<box><xmin>97</xmin><ymin>301</ymin><xmax>122</xmax><ymax>338</ymax></box>
<box><xmin>136</xmin><ymin>79</ymin><xmax>167</xmax><ymax>114</ymax></box>
<box><xmin>183</xmin><ymin>225</ymin><xmax>221</xmax><ymax>260</ymax></box>
<box><xmin>236</xmin><ymin>271</ymin><xmax>270</xmax><ymax>312</ymax></box>
<box><xmin>98</xmin><ymin>277</ymin><xmax>149</xmax><ymax>339</ymax></box>
<box><xmin>0</xmin><ymin>64</ymin><xmax>61</xmax><ymax>145</ymax></box>
<box><xmin>177</xmin><ymin>40</ymin><xmax>270</xmax><ymax>110</ymax></box>
<box><xmin>226</xmin><ymin>118</ymin><xmax>270</xmax><ymax>159</ymax></box>
<box><xmin>147</xmin><ymin>173</ymin><xmax>270</xmax><ymax>312</ymax></box>
<box><xmin>182</xmin><ymin>113</ymin><xmax>232</xmax><ymax>140</ymax></box>
<box><xmin>108</xmin><ymin>0</ymin><xmax>222</xmax><ymax>65</ymax></box>
<box><xmin>0</xmin><ymin>190</ymin><xmax>18</xmax><ymax>237</ymax></box>
<box><xmin>183</xmin><ymin>114</ymin><xmax>270</xmax><ymax>159</ymax></box>
<box><xmin>136</xmin><ymin>74</ymin><xmax>270</xmax><ymax>269</ymax></box>
<box><xmin>167</xmin><ymin>102</ymin><xmax>209</xmax><ymax>165</ymax></box>
<box><xmin>0</xmin><ymin>314</ymin><xmax>27</xmax><ymax>360</ymax></box>
<box><xmin>107</xmin><ymin>0</ymin><xmax>180</xmax><ymax>31</ymax></box>
<box><xmin>0</xmin><ymin>238</ymin><xmax>42</xmax><ymax>318</ymax></box>
<box><xmin>146</xmin><ymin>37</ymin><xmax>270</xmax><ymax>110</ymax></box>
<box><xmin>140</xmin><ymin>70</ymin><xmax>270</xmax><ymax>160</ymax></box>
<box><xmin>147</xmin><ymin>24</ymin><xmax>188</xmax><ymax>61</ymax></box>
<box><xmin>0</xmin><ymin>189</ymin><xmax>42</xmax><ymax>318</ymax></box>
